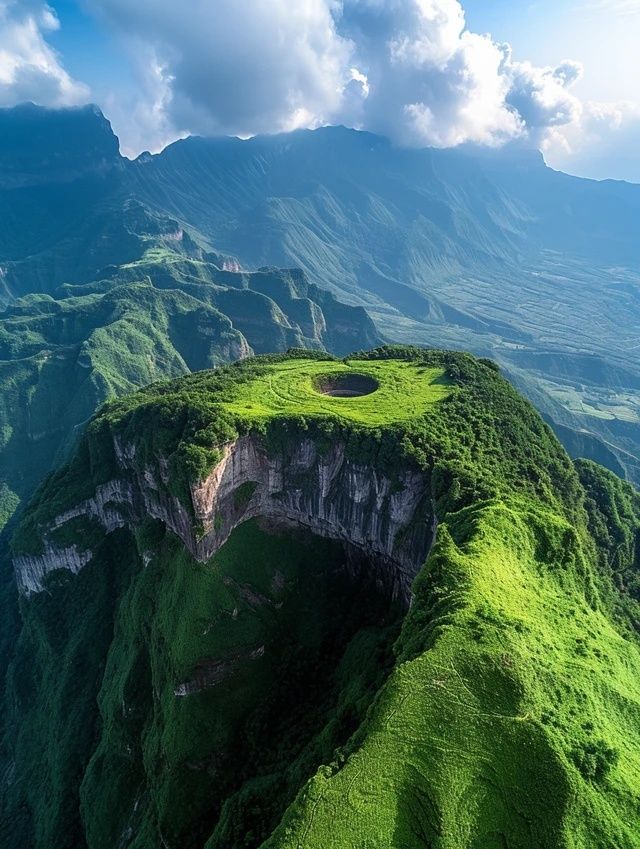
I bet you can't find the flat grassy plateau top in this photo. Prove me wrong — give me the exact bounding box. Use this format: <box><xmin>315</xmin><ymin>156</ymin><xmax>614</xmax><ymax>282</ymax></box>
<box><xmin>221</xmin><ymin>358</ymin><xmax>451</xmax><ymax>425</ymax></box>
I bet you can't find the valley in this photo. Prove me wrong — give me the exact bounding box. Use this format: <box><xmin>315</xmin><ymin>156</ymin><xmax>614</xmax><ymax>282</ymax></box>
<box><xmin>2</xmin><ymin>106</ymin><xmax>639</xmax><ymax>496</ymax></box>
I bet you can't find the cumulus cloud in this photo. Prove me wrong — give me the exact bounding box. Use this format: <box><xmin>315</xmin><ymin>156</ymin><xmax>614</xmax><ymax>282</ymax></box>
<box><xmin>90</xmin><ymin>0</ymin><xmax>590</xmax><ymax>154</ymax></box>
<box><xmin>544</xmin><ymin>100</ymin><xmax>640</xmax><ymax>181</ymax></box>
<box><xmin>335</xmin><ymin>1</ymin><xmax>585</xmax><ymax>148</ymax></box>
<box><xmin>0</xmin><ymin>1</ymin><xmax>89</xmax><ymax>107</ymax></box>
<box><xmin>98</xmin><ymin>45</ymin><xmax>180</xmax><ymax>158</ymax></box>
<box><xmin>336</xmin><ymin>0</ymin><xmax>521</xmax><ymax>147</ymax></box>
<box><xmin>89</xmin><ymin>0</ymin><xmax>353</xmax><ymax>142</ymax></box>
<box><xmin>504</xmin><ymin>56</ymin><xmax>583</xmax><ymax>140</ymax></box>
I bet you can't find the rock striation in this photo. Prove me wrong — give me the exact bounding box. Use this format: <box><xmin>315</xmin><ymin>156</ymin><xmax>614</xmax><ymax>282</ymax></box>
<box><xmin>15</xmin><ymin>434</ymin><xmax>437</xmax><ymax>601</ymax></box>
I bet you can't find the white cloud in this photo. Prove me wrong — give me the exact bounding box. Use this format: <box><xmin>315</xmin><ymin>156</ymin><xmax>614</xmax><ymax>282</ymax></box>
<box><xmin>333</xmin><ymin>0</ymin><xmax>584</xmax><ymax>149</ymax></box>
<box><xmin>544</xmin><ymin>100</ymin><xmax>640</xmax><ymax>181</ymax></box>
<box><xmin>504</xmin><ymin>56</ymin><xmax>583</xmax><ymax>139</ymax></box>
<box><xmin>99</xmin><ymin>45</ymin><xmax>180</xmax><ymax>158</ymax></box>
<box><xmin>89</xmin><ymin>0</ymin><xmax>353</xmax><ymax>144</ymax></box>
<box><xmin>0</xmin><ymin>1</ymin><xmax>89</xmax><ymax>107</ymax></box>
<box><xmin>90</xmin><ymin>0</ymin><xmax>593</xmax><ymax>155</ymax></box>
<box><xmin>336</xmin><ymin>2</ymin><xmax>523</xmax><ymax>148</ymax></box>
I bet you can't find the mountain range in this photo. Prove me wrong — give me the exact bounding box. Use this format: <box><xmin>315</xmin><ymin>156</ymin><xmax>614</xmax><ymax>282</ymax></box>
<box><xmin>2</xmin><ymin>102</ymin><xmax>639</xmax><ymax>511</ymax></box>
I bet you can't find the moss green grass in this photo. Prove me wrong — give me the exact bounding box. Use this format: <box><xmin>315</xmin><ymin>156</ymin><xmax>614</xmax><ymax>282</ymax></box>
<box><xmin>221</xmin><ymin>358</ymin><xmax>451</xmax><ymax>425</ymax></box>
<box><xmin>265</xmin><ymin>500</ymin><xmax>640</xmax><ymax>848</ymax></box>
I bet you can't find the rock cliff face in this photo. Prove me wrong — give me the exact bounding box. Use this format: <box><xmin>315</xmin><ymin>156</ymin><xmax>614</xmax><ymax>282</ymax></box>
<box><xmin>14</xmin><ymin>434</ymin><xmax>437</xmax><ymax>601</ymax></box>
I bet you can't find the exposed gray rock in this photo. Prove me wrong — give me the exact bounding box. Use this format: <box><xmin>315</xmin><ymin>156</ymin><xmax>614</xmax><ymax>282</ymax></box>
<box><xmin>188</xmin><ymin>436</ymin><xmax>434</xmax><ymax>601</ymax></box>
<box><xmin>14</xmin><ymin>542</ymin><xmax>93</xmax><ymax>596</ymax></box>
<box><xmin>15</xmin><ymin>433</ymin><xmax>437</xmax><ymax>600</ymax></box>
<box><xmin>50</xmin><ymin>479</ymin><xmax>132</xmax><ymax>534</ymax></box>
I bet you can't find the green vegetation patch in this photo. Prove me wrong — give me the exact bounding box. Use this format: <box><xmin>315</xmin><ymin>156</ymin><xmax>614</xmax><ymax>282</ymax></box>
<box><xmin>264</xmin><ymin>498</ymin><xmax>640</xmax><ymax>849</ymax></box>
<box><xmin>221</xmin><ymin>358</ymin><xmax>451</xmax><ymax>426</ymax></box>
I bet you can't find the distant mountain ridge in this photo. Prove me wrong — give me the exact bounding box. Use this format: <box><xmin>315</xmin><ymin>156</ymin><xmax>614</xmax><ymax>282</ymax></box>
<box><xmin>0</xmin><ymin>103</ymin><xmax>639</xmax><ymax>490</ymax></box>
<box><xmin>0</xmin><ymin>103</ymin><xmax>120</xmax><ymax>187</ymax></box>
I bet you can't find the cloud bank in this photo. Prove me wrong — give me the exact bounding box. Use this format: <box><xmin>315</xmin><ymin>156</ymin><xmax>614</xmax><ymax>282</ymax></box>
<box><xmin>0</xmin><ymin>1</ymin><xmax>88</xmax><ymax>107</ymax></box>
<box><xmin>91</xmin><ymin>0</ymin><xmax>587</xmax><ymax>154</ymax></box>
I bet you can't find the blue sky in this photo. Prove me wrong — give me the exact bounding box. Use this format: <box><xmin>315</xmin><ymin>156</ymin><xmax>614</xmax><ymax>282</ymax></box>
<box><xmin>3</xmin><ymin>1</ymin><xmax>640</xmax><ymax>180</ymax></box>
<box><xmin>47</xmin><ymin>1</ymin><xmax>133</xmax><ymax>93</ymax></box>
<box><xmin>464</xmin><ymin>0</ymin><xmax>639</xmax><ymax>101</ymax></box>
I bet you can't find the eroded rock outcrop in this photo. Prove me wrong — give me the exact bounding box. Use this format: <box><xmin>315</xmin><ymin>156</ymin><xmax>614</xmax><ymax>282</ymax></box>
<box><xmin>14</xmin><ymin>542</ymin><xmax>93</xmax><ymax>596</ymax></box>
<box><xmin>15</xmin><ymin>434</ymin><xmax>437</xmax><ymax>600</ymax></box>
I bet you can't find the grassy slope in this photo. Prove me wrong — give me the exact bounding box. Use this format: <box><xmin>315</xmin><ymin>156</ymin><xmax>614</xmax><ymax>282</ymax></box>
<box><xmin>265</xmin><ymin>501</ymin><xmax>640</xmax><ymax>848</ymax></box>
<box><xmin>5</xmin><ymin>348</ymin><xmax>640</xmax><ymax>848</ymax></box>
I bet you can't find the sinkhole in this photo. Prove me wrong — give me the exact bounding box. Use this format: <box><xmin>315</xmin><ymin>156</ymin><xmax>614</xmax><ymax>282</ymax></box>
<box><xmin>313</xmin><ymin>373</ymin><xmax>379</xmax><ymax>398</ymax></box>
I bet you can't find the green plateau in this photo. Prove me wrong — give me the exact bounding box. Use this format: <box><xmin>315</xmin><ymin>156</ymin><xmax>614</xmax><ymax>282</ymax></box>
<box><xmin>220</xmin><ymin>359</ymin><xmax>451</xmax><ymax>424</ymax></box>
<box><xmin>3</xmin><ymin>347</ymin><xmax>640</xmax><ymax>848</ymax></box>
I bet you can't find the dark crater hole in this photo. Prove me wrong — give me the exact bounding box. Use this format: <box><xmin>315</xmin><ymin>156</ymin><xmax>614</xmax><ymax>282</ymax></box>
<box><xmin>313</xmin><ymin>372</ymin><xmax>379</xmax><ymax>398</ymax></box>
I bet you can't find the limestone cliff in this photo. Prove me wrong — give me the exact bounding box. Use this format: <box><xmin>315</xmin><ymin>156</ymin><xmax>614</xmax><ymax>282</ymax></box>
<box><xmin>14</xmin><ymin>433</ymin><xmax>436</xmax><ymax>601</ymax></box>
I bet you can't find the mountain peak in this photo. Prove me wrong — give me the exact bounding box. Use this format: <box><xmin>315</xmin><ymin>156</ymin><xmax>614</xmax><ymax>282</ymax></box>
<box><xmin>0</xmin><ymin>102</ymin><xmax>121</xmax><ymax>187</ymax></box>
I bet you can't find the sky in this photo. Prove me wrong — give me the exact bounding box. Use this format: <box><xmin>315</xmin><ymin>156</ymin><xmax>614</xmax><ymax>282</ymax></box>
<box><xmin>1</xmin><ymin>0</ymin><xmax>639</xmax><ymax>181</ymax></box>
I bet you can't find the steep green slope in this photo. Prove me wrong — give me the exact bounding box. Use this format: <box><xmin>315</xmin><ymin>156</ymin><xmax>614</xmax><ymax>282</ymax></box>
<box><xmin>577</xmin><ymin>459</ymin><xmax>640</xmax><ymax>620</ymax></box>
<box><xmin>3</xmin><ymin>348</ymin><xmax>640</xmax><ymax>847</ymax></box>
<box><xmin>267</xmin><ymin>505</ymin><xmax>639</xmax><ymax>848</ymax></box>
